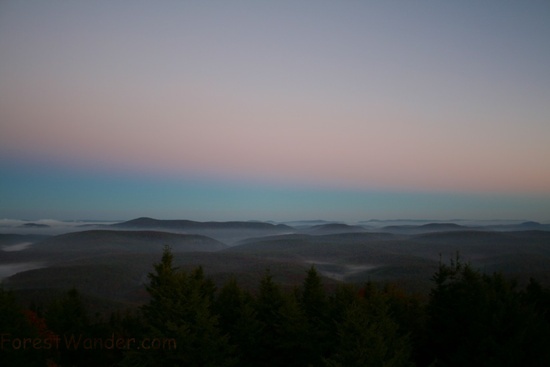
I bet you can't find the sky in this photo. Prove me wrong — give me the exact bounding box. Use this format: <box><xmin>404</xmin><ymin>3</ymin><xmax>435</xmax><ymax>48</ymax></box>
<box><xmin>1</xmin><ymin>0</ymin><xmax>549</xmax><ymax>222</ymax></box>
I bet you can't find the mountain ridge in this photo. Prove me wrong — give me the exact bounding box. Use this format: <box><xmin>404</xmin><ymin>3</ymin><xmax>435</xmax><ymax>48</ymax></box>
<box><xmin>112</xmin><ymin>217</ymin><xmax>293</xmax><ymax>231</ymax></box>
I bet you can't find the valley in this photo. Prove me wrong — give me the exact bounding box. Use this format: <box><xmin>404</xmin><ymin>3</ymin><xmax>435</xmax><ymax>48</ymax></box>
<box><xmin>1</xmin><ymin>217</ymin><xmax>549</xmax><ymax>307</ymax></box>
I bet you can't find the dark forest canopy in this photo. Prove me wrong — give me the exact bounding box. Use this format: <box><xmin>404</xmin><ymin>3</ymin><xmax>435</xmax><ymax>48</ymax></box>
<box><xmin>1</xmin><ymin>248</ymin><xmax>550</xmax><ymax>366</ymax></box>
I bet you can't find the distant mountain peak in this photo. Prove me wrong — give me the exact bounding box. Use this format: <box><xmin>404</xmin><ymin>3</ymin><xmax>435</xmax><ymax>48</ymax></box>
<box><xmin>520</xmin><ymin>221</ymin><xmax>541</xmax><ymax>227</ymax></box>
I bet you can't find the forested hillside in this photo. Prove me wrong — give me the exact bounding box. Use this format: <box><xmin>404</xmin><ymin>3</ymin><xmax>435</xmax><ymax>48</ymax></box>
<box><xmin>2</xmin><ymin>247</ymin><xmax>549</xmax><ymax>366</ymax></box>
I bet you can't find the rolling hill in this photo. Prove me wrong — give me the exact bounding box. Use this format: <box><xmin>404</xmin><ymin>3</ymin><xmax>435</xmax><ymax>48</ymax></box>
<box><xmin>26</xmin><ymin>230</ymin><xmax>227</xmax><ymax>259</ymax></box>
<box><xmin>110</xmin><ymin>217</ymin><xmax>295</xmax><ymax>244</ymax></box>
<box><xmin>303</xmin><ymin>223</ymin><xmax>368</xmax><ymax>235</ymax></box>
<box><xmin>1</xmin><ymin>219</ymin><xmax>549</xmax><ymax>309</ymax></box>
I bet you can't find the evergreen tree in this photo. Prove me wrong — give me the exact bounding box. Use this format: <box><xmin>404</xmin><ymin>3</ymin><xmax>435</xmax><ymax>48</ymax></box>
<box><xmin>326</xmin><ymin>294</ymin><xmax>413</xmax><ymax>367</ymax></box>
<box><xmin>426</xmin><ymin>258</ymin><xmax>550</xmax><ymax>366</ymax></box>
<box><xmin>253</xmin><ymin>270</ymin><xmax>286</xmax><ymax>366</ymax></box>
<box><xmin>300</xmin><ymin>266</ymin><xmax>331</xmax><ymax>364</ymax></box>
<box><xmin>46</xmin><ymin>288</ymin><xmax>89</xmax><ymax>335</ymax></box>
<box><xmin>127</xmin><ymin>246</ymin><xmax>234</xmax><ymax>367</ymax></box>
<box><xmin>45</xmin><ymin>287</ymin><xmax>92</xmax><ymax>366</ymax></box>
<box><xmin>253</xmin><ymin>270</ymin><xmax>310</xmax><ymax>366</ymax></box>
<box><xmin>214</xmin><ymin>277</ymin><xmax>261</xmax><ymax>366</ymax></box>
<box><xmin>379</xmin><ymin>283</ymin><xmax>426</xmax><ymax>366</ymax></box>
<box><xmin>301</xmin><ymin>266</ymin><xmax>328</xmax><ymax>323</ymax></box>
<box><xmin>276</xmin><ymin>291</ymin><xmax>310</xmax><ymax>366</ymax></box>
<box><xmin>523</xmin><ymin>277</ymin><xmax>550</xmax><ymax>323</ymax></box>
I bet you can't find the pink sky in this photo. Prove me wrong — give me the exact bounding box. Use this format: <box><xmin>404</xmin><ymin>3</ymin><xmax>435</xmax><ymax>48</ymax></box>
<box><xmin>1</xmin><ymin>1</ymin><xmax>549</xmax><ymax>220</ymax></box>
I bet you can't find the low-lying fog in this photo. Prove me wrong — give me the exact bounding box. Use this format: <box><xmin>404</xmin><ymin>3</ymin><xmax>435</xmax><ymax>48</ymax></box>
<box><xmin>306</xmin><ymin>260</ymin><xmax>379</xmax><ymax>282</ymax></box>
<box><xmin>2</xmin><ymin>242</ymin><xmax>33</xmax><ymax>251</ymax></box>
<box><xmin>0</xmin><ymin>262</ymin><xmax>45</xmax><ymax>281</ymax></box>
<box><xmin>0</xmin><ymin>219</ymin><xmax>117</xmax><ymax>235</ymax></box>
